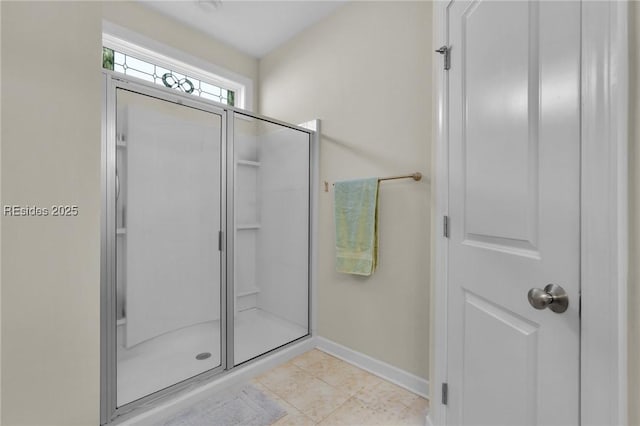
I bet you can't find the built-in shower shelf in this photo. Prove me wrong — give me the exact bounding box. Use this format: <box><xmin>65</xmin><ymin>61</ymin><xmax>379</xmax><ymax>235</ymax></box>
<box><xmin>236</xmin><ymin>160</ymin><xmax>260</xmax><ymax>167</ymax></box>
<box><xmin>116</xmin><ymin>141</ymin><xmax>127</xmax><ymax>148</ymax></box>
<box><xmin>116</xmin><ymin>318</ymin><xmax>127</xmax><ymax>327</ymax></box>
<box><xmin>116</xmin><ymin>228</ymin><xmax>127</xmax><ymax>235</ymax></box>
<box><xmin>237</xmin><ymin>224</ymin><xmax>261</xmax><ymax>230</ymax></box>
<box><xmin>237</xmin><ymin>288</ymin><xmax>260</xmax><ymax>297</ymax></box>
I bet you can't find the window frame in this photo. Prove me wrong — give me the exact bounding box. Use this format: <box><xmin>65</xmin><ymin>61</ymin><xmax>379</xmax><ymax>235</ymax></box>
<box><xmin>102</xmin><ymin>29</ymin><xmax>251</xmax><ymax>110</ymax></box>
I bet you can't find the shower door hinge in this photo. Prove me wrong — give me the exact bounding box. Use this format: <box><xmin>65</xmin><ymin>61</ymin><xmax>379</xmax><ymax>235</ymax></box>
<box><xmin>218</xmin><ymin>230</ymin><xmax>223</xmax><ymax>251</ymax></box>
<box><xmin>435</xmin><ymin>45</ymin><xmax>451</xmax><ymax>70</ymax></box>
<box><xmin>442</xmin><ymin>382</ymin><xmax>449</xmax><ymax>405</ymax></box>
<box><xmin>443</xmin><ymin>215</ymin><xmax>450</xmax><ymax>238</ymax></box>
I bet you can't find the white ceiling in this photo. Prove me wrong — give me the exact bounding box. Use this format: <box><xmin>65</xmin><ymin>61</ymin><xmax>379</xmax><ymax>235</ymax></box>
<box><xmin>139</xmin><ymin>0</ymin><xmax>347</xmax><ymax>58</ymax></box>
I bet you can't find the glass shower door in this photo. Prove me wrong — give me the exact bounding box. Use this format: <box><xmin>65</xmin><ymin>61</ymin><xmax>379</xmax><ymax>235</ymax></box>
<box><xmin>233</xmin><ymin>113</ymin><xmax>310</xmax><ymax>365</ymax></box>
<box><xmin>115</xmin><ymin>89</ymin><xmax>224</xmax><ymax>407</ymax></box>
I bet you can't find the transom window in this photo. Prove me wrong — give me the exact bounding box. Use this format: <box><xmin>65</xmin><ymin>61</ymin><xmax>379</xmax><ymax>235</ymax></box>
<box><xmin>102</xmin><ymin>46</ymin><xmax>235</xmax><ymax>106</ymax></box>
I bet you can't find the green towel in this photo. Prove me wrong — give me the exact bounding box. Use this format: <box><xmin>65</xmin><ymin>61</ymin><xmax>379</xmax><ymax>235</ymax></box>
<box><xmin>334</xmin><ymin>177</ymin><xmax>379</xmax><ymax>276</ymax></box>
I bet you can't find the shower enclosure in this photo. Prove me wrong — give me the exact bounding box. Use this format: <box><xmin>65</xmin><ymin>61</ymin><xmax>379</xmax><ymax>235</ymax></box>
<box><xmin>101</xmin><ymin>73</ymin><xmax>314</xmax><ymax>423</ymax></box>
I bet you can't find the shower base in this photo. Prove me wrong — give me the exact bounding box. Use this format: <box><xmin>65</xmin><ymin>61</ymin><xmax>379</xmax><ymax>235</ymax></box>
<box><xmin>116</xmin><ymin>308</ymin><xmax>307</xmax><ymax>406</ymax></box>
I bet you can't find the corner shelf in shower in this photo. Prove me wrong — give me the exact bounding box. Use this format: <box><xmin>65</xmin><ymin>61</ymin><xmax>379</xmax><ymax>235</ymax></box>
<box><xmin>236</xmin><ymin>224</ymin><xmax>261</xmax><ymax>230</ymax></box>
<box><xmin>116</xmin><ymin>228</ymin><xmax>127</xmax><ymax>235</ymax></box>
<box><xmin>236</xmin><ymin>160</ymin><xmax>260</xmax><ymax>167</ymax></box>
<box><xmin>237</xmin><ymin>287</ymin><xmax>260</xmax><ymax>298</ymax></box>
<box><xmin>116</xmin><ymin>141</ymin><xmax>127</xmax><ymax>148</ymax></box>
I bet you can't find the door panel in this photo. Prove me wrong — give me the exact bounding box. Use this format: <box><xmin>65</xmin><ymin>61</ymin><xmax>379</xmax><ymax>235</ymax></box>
<box><xmin>115</xmin><ymin>90</ymin><xmax>224</xmax><ymax>407</ymax></box>
<box><xmin>463</xmin><ymin>0</ymin><xmax>538</xmax><ymax>250</ymax></box>
<box><xmin>462</xmin><ymin>292</ymin><xmax>539</xmax><ymax>425</ymax></box>
<box><xmin>447</xmin><ymin>1</ymin><xmax>580</xmax><ymax>425</ymax></box>
<box><xmin>232</xmin><ymin>113</ymin><xmax>310</xmax><ymax>365</ymax></box>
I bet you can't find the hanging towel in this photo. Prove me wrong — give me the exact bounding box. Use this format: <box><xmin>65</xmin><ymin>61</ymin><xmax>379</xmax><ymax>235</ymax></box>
<box><xmin>334</xmin><ymin>177</ymin><xmax>379</xmax><ymax>276</ymax></box>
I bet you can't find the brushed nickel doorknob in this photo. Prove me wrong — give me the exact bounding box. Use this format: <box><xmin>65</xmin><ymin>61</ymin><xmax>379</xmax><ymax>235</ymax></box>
<box><xmin>527</xmin><ymin>284</ymin><xmax>569</xmax><ymax>313</ymax></box>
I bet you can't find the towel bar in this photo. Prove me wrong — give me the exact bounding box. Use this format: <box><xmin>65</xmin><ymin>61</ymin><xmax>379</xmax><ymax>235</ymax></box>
<box><xmin>378</xmin><ymin>172</ymin><xmax>422</xmax><ymax>182</ymax></box>
<box><xmin>324</xmin><ymin>172</ymin><xmax>422</xmax><ymax>192</ymax></box>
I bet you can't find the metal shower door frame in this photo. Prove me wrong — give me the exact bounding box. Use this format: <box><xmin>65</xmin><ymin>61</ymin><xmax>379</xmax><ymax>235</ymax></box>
<box><xmin>100</xmin><ymin>71</ymin><xmax>316</xmax><ymax>425</ymax></box>
<box><xmin>101</xmin><ymin>73</ymin><xmax>229</xmax><ymax>424</ymax></box>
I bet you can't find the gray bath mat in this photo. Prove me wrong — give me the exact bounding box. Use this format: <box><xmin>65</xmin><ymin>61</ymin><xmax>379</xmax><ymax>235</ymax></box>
<box><xmin>156</xmin><ymin>384</ymin><xmax>286</xmax><ymax>426</ymax></box>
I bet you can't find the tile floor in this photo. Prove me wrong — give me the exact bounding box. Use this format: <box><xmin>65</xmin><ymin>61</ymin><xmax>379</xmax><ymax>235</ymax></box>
<box><xmin>253</xmin><ymin>349</ymin><xmax>429</xmax><ymax>426</ymax></box>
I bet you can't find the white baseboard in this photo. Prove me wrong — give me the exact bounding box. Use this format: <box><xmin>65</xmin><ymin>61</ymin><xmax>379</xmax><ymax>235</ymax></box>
<box><xmin>315</xmin><ymin>337</ymin><xmax>429</xmax><ymax>399</ymax></box>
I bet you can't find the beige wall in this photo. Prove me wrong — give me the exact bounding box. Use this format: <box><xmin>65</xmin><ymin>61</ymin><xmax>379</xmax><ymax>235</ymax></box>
<box><xmin>260</xmin><ymin>1</ymin><xmax>432</xmax><ymax>379</ymax></box>
<box><xmin>1</xmin><ymin>2</ymin><xmax>102</xmax><ymax>425</ymax></box>
<box><xmin>102</xmin><ymin>2</ymin><xmax>259</xmax><ymax>110</ymax></box>
<box><xmin>629</xmin><ymin>2</ymin><xmax>640</xmax><ymax>425</ymax></box>
<box><xmin>0</xmin><ymin>2</ymin><xmax>258</xmax><ymax>425</ymax></box>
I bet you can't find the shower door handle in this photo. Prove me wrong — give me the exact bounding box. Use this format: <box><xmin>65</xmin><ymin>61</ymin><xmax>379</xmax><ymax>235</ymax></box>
<box><xmin>116</xmin><ymin>171</ymin><xmax>120</xmax><ymax>201</ymax></box>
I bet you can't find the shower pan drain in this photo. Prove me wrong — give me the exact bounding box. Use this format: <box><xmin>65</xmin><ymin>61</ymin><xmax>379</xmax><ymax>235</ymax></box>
<box><xmin>195</xmin><ymin>352</ymin><xmax>212</xmax><ymax>360</ymax></box>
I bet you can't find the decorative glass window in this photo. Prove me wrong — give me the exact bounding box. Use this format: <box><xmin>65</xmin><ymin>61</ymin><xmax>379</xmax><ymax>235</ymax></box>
<box><xmin>102</xmin><ymin>47</ymin><xmax>235</xmax><ymax>106</ymax></box>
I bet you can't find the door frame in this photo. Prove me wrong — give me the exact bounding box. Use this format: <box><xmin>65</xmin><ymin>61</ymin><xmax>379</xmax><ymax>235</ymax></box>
<box><xmin>429</xmin><ymin>1</ymin><xmax>629</xmax><ymax>425</ymax></box>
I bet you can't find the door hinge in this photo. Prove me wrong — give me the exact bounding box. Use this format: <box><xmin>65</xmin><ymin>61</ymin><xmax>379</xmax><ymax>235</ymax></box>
<box><xmin>443</xmin><ymin>215</ymin><xmax>450</xmax><ymax>238</ymax></box>
<box><xmin>442</xmin><ymin>382</ymin><xmax>449</xmax><ymax>405</ymax></box>
<box><xmin>578</xmin><ymin>291</ymin><xmax>581</xmax><ymax>318</ymax></box>
<box><xmin>218</xmin><ymin>230</ymin><xmax>223</xmax><ymax>251</ymax></box>
<box><xmin>435</xmin><ymin>45</ymin><xmax>451</xmax><ymax>70</ymax></box>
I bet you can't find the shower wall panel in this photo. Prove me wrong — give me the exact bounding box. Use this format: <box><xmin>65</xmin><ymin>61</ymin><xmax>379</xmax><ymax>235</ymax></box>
<box><xmin>233</xmin><ymin>114</ymin><xmax>310</xmax><ymax>365</ymax></box>
<box><xmin>257</xmin><ymin>127</ymin><xmax>309</xmax><ymax>329</ymax></box>
<box><xmin>121</xmin><ymin>94</ymin><xmax>221</xmax><ymax>348</ymax></box>
<box><xmin>234</xmin><ymin>127</ymin><xmax>259</xmax><ymax>313</ymax></box>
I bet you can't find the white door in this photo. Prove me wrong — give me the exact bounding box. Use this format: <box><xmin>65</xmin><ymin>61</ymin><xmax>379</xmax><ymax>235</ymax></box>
<box><xmin>446</xmin><ymin>1</ymin><xmax>580</xmax><ymax>425</ymax></box>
